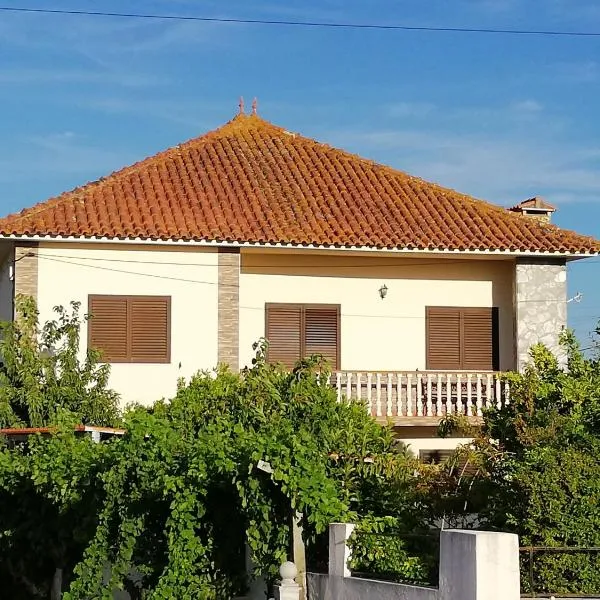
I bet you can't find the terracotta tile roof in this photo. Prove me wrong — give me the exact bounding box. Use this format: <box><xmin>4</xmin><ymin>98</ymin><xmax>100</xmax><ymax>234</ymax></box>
<box><xmin>0</xmin><ymin>114</ymin><xmax>598</xmax><ymax>254</ymax></box>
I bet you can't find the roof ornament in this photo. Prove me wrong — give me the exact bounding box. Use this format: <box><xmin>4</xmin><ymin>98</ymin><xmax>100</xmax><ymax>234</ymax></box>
<box><xmin>238</xmin><ymin>96</ymin><xmax>245</xmax><ymax>115</ymax></box>
<box><xmin>252</xmin><ymin>97</ymin><xmax>258</xmax><ymax>115</ymax></box>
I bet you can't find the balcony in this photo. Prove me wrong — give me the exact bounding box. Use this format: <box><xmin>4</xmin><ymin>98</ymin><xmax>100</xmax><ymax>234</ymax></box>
<box><xmin>332</xmin><ymin>370</ymin><xmax>509</xmax><ymax>425</ymax></box>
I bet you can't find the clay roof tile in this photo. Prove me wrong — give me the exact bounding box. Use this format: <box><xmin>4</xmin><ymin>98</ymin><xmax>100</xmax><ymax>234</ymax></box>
<box><xmin>0</xmin><ymin>113</ymin><xmax>597</xmax><ymax>254</ymax></box>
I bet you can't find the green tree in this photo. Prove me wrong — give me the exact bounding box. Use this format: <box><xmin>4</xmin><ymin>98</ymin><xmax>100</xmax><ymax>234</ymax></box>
<box><xmin>436</xmin><ymin>331</ymin><xmax>600</xmax><ymax>595</ymax></box>
<box><xmin>0</xmin><ymin>295</ymin><xmax>120</xmax><ymax>428</ymax></box>
<box><xmin>0</xmin><ymin>343</ymin><xmax>419</xmax><ymax>599</ymax></box>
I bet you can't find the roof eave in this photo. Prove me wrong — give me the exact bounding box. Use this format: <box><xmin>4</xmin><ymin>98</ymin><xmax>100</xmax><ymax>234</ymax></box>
<box><xmin>0</xmin><ymin>233</ymin><xmax>597</xmax><ymax>259</ymax></box>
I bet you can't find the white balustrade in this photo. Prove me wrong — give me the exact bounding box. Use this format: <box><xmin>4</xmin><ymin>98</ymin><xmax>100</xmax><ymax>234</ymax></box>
<box><xmin>332</xmin><ymin>370</ymin><xmax>509</xmax><ymax>419</ymax></box>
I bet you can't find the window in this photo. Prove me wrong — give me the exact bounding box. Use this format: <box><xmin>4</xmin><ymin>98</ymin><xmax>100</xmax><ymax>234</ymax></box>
<box><xmin>419</xmin><ymin>449</ymin><xmax>476</xmax><ymax>474</ymax></box>
<box><xmin>426</xmin><ymin>307</ymin><xmax>499</xmax><ymax>371</ymax></box>
<box><xmin>265</xmin><ymin>303</ymin><xmax>340</xmax><ymax>369</ymax></box>
<box><xmin>88</xmin><ymin>295</ymin><xmax>171</xmax><ymax>363</ymax></box>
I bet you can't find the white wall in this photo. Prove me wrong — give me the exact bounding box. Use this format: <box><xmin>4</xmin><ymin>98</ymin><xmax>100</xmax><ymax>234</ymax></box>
<box><xmin>36</xmin><ymin>243</ymin><xmax>219</xmax><ymax>405</ymax></box>
<box><xmin>307</xmin><ymin>573</ymin><xmax>438</xmax><ymax>600</ymax></box>
<box><xmin>0</xmin><ymin>242</ymin><xmax>14</xmax><ymax>322</ymax></box>
<box><xmin>401</xmin><ymin>436</ymin><xmax>473</xmax><ymax>456</ymax></box>
<box><xmin>239</xmin><ymin>251</ymin><xmax>515</xmax><ymax>372</ymax></box>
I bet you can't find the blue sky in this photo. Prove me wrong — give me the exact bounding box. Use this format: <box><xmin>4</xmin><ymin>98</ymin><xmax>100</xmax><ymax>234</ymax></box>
<box><xmin>0</xmin><ymin>0</ymin><xmax>599</xmax><ymax>344</ymax></box>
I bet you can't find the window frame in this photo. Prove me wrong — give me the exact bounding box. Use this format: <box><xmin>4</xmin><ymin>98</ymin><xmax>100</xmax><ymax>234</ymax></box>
<box><xmin>87</xmin><ymin>294</ymin><xmax>172</xmax><ymax>364</ymax></box>
<box><xmin>425</xmin><ymin>306</ymin><xmax>499</xmax><ymax>371</ymax></box>
<box><xmin>264</xmin><ymin>302</ymin><xmax>341</xmax><ymax>370</ymax></box>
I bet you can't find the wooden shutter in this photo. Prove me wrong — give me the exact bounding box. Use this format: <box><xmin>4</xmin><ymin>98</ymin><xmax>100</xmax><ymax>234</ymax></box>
<box><xmin>88</xmin><ymin>295</ymin><xmax>171</xmax><ymax>363</ymax></box>
<box><xmin>88</xmin><ymin>296</ymin><xmax>128</xmax><ymax>361</ymax></box>
<box><xmin>426</xmin><ymin>307</ymin><xmax>462</xmax><ymax>370</ymax></box>
<box><xmin>130</xmin><ymin>297</ymin><xmax>171</xmax><ymax>363</ymax></box>
<box><xmin>266</xmin><ymin>304</ymin><xmax>302</xmax><ymax>369</ymax></box>
<box><xmin>304</xmin><ymin>306</ymin><xmax>340</xmax><ymax>369</ymax></box>
<box><xmin>463</xmin><ymin>307</ymin><xmax>499</xmax><ymax>371</ymax></box>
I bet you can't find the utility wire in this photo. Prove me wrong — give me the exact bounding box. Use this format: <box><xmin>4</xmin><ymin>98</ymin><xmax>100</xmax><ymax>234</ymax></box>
<box><xmin>27</xmin><ymin>251</ymin><xmax>600</xmax><ymax>270</ymax></box>
<box><xmin>2</xmin><ymin>6</ymin><xmax>600</xmax><ymax>37</ymax></box>
<box><xmin>33</xmin><ymin>253</ymin><xmax>580</xmax><ymax>307</ymax></box>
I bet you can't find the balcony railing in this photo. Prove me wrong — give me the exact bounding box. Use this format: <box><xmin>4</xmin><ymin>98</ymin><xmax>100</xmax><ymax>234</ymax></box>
<box><xmin>332</xmin><ymin>371</ymin><xmax>509</xmax><ymax>420</ymax></box>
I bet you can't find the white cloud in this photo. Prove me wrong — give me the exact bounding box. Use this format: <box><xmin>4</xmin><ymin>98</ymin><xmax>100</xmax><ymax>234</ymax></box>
<box><xmin>510</xmin><ymin>99</ymin><xmax>543</xmax><ymax>113</ymax></box>
<box><xmin>387</xmin><ymin>102</ymin><xmax>436</xmax><ymax>118</ymax></box>
<box><xmin>551</xmin><ymin>61</ymin><xmax>599</xmax><ymax>84</ymax></box>
<box><xmin>0</xmin><ymin>68</ymin><xmax>163</xmax><ymax>87</ymax></box>
<box><xmin>0</xmin><ymin>132</ymin><xmax>136</xmax><ymax>182</ymax></box>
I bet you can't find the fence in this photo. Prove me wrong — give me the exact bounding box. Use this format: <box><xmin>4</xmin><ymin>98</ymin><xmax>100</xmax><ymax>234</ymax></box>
<box><xmin>520</xmin><ymin>546</ymin><xmax>600</xmax><ymax>598</ymax></box>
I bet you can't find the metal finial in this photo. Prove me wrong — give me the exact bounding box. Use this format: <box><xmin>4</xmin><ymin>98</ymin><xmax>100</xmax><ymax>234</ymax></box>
<box><xmin>238</xmin><ymin>96</ymin><xmax>245</xmax><ymax>114</ymax></box>
<box><xmin>252</xmin><ymin>97</ymin><xmax>258</xmax><ymax>115</ymax></box>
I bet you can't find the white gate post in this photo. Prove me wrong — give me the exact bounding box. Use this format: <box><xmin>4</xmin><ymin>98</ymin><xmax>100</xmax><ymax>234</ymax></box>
<box><xmin>438</xmin><ymin>530</ymin><xmax>520</xmax><ymax>600</ymax></box>
<box><xmin>328</xmin><ymin>523</ymin><xmax>355</xmax><ymax>578</ymax></box>
<box><xmin>273</xmin><ymin>562</ymin><xmax>300</xmax><ymax>600</ymax></box>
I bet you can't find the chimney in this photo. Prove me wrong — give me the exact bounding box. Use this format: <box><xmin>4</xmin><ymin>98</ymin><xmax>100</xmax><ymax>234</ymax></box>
<box><xmin>508</xmin><ymin>196</ymin><xmax>556</xmax><ymax>223</ymax></box>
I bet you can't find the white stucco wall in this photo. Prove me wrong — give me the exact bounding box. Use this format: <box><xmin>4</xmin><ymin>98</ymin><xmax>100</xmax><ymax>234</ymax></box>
<box><xmin>36</xmin><ymin>243</ymin><xmax>219</xmax><ymax>405</ymax></box>
<box><xmin>0</xmin><ymin>242</ymin><xmax>14</xmax><ymax>322</ymax></box>
<box><xmin>401</xmin><ymin>436</ymin><xmax>474</xmax><ymax>457</ymax></box>
<box><xmin>239</xmin><ymin>251</ymin><xmax>515</xmax><ymax>372</ymax></box>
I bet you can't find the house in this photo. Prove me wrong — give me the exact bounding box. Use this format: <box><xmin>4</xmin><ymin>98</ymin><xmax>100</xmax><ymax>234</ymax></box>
<box><xmin>0</xmin><ymin>110</ymin><xmax>597</xmax><ymax>455</ymax></box>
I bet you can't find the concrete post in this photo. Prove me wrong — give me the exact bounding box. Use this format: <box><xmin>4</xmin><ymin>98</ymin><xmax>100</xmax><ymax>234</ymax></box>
<box><xmin>292</xmin><ymin>512</ymin><xmax>306</xmax><ymax>600</ymax></box>
<box><xmin>273</xmin><ymin>562</ymin><xmax>300</xmax><ymax>600</ymax></box>
<box><xmin>438</xmin><ymin>529</ymin><xmax>520</xmax><ymax>600</ymax></box>
<box><xmin>328</xmin><ymin>523</ymin><xmax>355</xmax><ymax>578</ymax></box>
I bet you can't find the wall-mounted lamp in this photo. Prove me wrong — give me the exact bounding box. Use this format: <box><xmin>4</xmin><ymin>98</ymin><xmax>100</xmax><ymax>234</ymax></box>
<box><xmin>378</xmin><ymin>284</ymin><xmax>388</xmax><ymax>300</ymax></box>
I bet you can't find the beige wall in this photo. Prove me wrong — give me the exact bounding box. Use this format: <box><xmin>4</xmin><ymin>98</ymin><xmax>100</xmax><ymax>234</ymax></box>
<box><xmin>239</xmin><ymin>251</ymin><xmax>515</xmax><ymax>372</ymax></box>
<box><xmin>36</xmin><ymin>243</ymin><xmax>219</xmax><ymax>405</ymax></box>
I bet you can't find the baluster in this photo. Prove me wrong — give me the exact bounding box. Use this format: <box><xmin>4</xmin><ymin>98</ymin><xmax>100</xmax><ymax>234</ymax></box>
<box><xmin>504</xmin><ymin>380</ymin><xmax>510</xmax><ymax>406</ymax></box>
<box><xmin>366</xmin><ymin>372</ymin><xmax>373</xmax><ymax>414</ymax></box>
<box><xmin>356</xmin><ymin>372</ymin><xmax>362</xmax><ymax>403</ymax></box>
<box><xmin>416</xmin><ymin>373</ymin><xmax>423</xmax><ymax>416</ymax></box>
<box><xmin>445</xmin><ymin>373</ymin><xmax>452</xmax><ymax>415</ymax></box>
<box><xmin>426</xmin><ymin>374</ymin><xmax>433</xmax><ymax>416</ymax></box>
<box><xmin>436</xmin><ymin>373</ymin><xmax>443</xmax><ymax>416</ymax></box>
<box><xmin>376</xmin><ymin>373</ymin><xmax>383</xmax><ymax>417</ymax></box>
<box><xmin>406</xmin><ymin>373</ymin><xmax>413</xmax><ymax>417</ymax></box>
<box><xmin>456</xmin><ymin>374</ymin><xmax>462</xmax><ymax>415</ymax></box>
<box><xmin>467</xmin><ymin>374</ymin><xmax>474</xmax><ymax>416</ymax></box>
<box><xmin>486</xmin><ymin>374</ymin><xmax>493</xmax><ymax>409</ymax></box>
<box><xmin>495</xmin><ymin>376</ymin><xmax>502</xmax><ymax>409</ymax></box>
<box><xmin>336</xmin><ymin>371</ymin><xmax>342</xmax><ymax>402</ymax></box>
<box><xmin>346</xmin><ymin>372</ymin><xmax>353</xmax><ymax>401</ymax></box>
<box><xmin>476</xmin><ymin>374</ymin><xmax>483</xmax><ymax>415</ymax></box>
<box><xmin>386</xmin><ymin>373</ymin><xmax>393</xmax><ymax>417</ymax></box>
<box><xmin>395</xmin><ymin>373</ymin><xmax>402</xmax><ymax>417</ymax></box>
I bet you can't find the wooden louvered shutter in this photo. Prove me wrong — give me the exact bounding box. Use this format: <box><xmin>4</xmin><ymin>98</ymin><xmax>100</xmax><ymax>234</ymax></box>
<box><xmin>88</xmin><ymin>296</ymin><xmax>128</xmax><ymax>362</ymax></box>
<box><xmin>266</xmin><ymin>305</ymin><xmax>302</xmax><ymax>369</ymax></box>
<box><xmin>130</xmin><ymin>297</ymin><xmax>171</xmax><ymax>363</ymax></box>
<box><xmin>426</xmin><ymin>307</ymin><xmax>462</xmax><ymax>370</ymax></box>
<box><xmin>304</xmin><ymin>306</ymin><xmax>340</xmax><ymax>369</ymax></box>
<box><xmin>463</xmin><ymin>307</ymin><xmax>499</xmax><ymax>371</ymax></box>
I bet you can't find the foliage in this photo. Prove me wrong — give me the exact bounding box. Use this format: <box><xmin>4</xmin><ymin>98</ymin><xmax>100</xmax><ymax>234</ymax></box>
<box><xmin>435</xmin><ymin>331</ymin><xmax>600</xmax><ymax>595</ymax></box>
<box><xmin>347</xmin><ymin>516</ymin><xmax>438</xmax><ymax>586</ymax></box>
<box><xmin>0</xmin><ymin>342</ymin><xmax>416</xmax><ymax>599</ymax></box>
<box><xmin>0</xmin><ymin>295</ymin><xmax>120</xmax><ymax>428</ymax></box>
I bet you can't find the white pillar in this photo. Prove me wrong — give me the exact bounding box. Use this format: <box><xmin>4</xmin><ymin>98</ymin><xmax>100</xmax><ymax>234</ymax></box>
<box><xmin>292</xmin><ymin>513</ymin><xmax>306</xmax><ymax>600</ymax></box>
<box><xmin>328</xmin><ymin>523</ymin><xmax>355</xmax><ymax>578</ymax></box>
<box><xmin>439</xmin><ymin>529</ymin><xmax>520</xmax><ymax>600</ymax></box>
<box><xmin>273</xmin><ymin>562</ymin><xmax>300</xmax><ymax>600</ymax></box>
